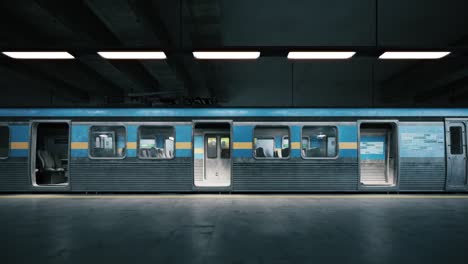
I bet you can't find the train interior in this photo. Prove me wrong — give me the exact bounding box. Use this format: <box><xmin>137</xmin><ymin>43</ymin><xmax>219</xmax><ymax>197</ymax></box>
<box><xmin>359</xmin><ymin>123</ymin><xmax>397</xmax><ymax>186</ymax></box>
<box><xmin>194</xmin><ymin>122</ymin><xmax>231</xmax><ymax>187</ymax></box>
<box><xmin>301</xmin><ymin>126</ymin><xmax>337</xmax><ymax>158</ymax></box>
<box><xmin>253</xmin><ymin>126</ymin><xmax>290</xmax><ymax>158</ymax></box>
<box><xmin>138</xmin><ymin>126</ymin><xmax>175</xmax><ymax>159</ymax></box>
<box><xmin>32</xmin><ymin>123</ymin><xmax>69</xmax><ymax>186</ymax></box>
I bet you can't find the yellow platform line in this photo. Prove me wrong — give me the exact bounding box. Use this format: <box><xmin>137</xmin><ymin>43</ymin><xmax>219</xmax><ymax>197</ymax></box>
<box><xmin>1</xmin><ymin>194</ymin><xmax>468</xmax><ymax>199</ymax></box>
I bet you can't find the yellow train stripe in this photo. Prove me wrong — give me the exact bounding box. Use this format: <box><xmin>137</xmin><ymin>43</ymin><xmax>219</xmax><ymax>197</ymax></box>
<box><xmin>1</xmin><ymin>194</ymin><xmax>468</xmax><ymax>199</ymax></box>
<box><xmin>126</xmin><ymin>142</ymin><xmax>137</xmax><ymax>149</ymax></box>
<box><xmin>291</xmin><ymin>142</ymin><xmax>301</xmax><ymax>149</ymax></box>
<box><xmin>10</xmin><ymin>142</ymin><xmax>29</xmax><ymax>149</ymax></box>
<box><xmin>339</xmin><ymin>142</ymin><xmax>357</xmax><ymax>149</ymax></box>
<box><xmin>71</xmin><ymin>142</ymin><xmax>88</xmax><ymax>149</ymax></box>
<box><xmin>176</xmin><ymin>142</ymin><xmax>192</xmax><ymax>149</ymax></box>
<box><xmin>194</xmin><ymin>148</ymin><xmax>204</xmax><ymax>154</ymax></box>
<box><xmin>233</xmin><ymin>142</ymin><xmax>252</xmax><ymax>149</ymax></box>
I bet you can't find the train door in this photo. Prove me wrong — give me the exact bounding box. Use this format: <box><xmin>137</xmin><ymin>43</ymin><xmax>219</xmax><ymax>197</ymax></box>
<box><xmin>446</xmin><ymin>122</ymin><xmax>467</xmax><ymax>190</ymax></box>
<box><xmin>193</xmin><ymin>122</ymin><xmax>231</xmax><ymax>188</ymax></box>
<box><xmin>30</xmin><ymin>121</ymin><xmax>70</xmax><ymax>187</ymax></box>
<box><xmin>359</xmin><ymin>122</ymin><xmax>398</xmax><ymax>188</ymax></box>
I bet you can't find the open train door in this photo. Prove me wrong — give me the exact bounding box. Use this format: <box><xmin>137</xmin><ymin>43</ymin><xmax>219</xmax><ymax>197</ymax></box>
<box><xmin>446</xmin><ymin>120</ymin><xmax>468</xmax><ymax>191</ymax></box>
<box><xmin>358</xmin><ymin>120</ymin><xmax>398</xmax><ymax>190</ymax></box>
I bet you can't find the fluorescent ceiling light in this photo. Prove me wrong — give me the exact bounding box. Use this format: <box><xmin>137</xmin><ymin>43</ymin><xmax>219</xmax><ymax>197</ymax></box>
<box><xmin>379</xmin><ymin>51</ymin><xmax>450</xmax><ymax>59</ymax></box>
<box><xmin>2</xmin><ymin>51</ymin><xmax>74</xmax><ymax>59</ymax></box>
<box><xmin>193</xmin><ymin>51</ymin><xmax>260</xmax><ymax>60</ymax></box>
<box><xmin>97</xmin><ymin>51</ymin><xmax>166</xmax><ymax>59</ymax></box>
<box><xmin>287</xmin><ymin>51</ymin><xmax>356</xmax><ymax>59</ymax></box>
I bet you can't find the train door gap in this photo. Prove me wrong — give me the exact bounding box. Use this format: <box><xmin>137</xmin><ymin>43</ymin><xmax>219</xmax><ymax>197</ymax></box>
<box><xmin>30</xmin><ymin>121</ymin><xmax>70</xmax><ymax>187</ymax></box>
<box><xmin>193</xmin><ymin>122</ymin><xmax>231</xmax><ymax>187</ymax></box>
<box><xmin>446</xmin><ymin>121</ymin><xmax>467</xmax><ymax>190</ymax></box>
<box><xmin>359</xmin><ymin>122</ymin><xmax>398</xmax><ymax>187</ymax></box>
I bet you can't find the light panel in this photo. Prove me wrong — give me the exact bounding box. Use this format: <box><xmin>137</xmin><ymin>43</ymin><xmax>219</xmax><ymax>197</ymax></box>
<box><xmin>287</xmin><ymin>51</ymin><xmax>356</xmax><ymax>59</ymax></box>
<box><xmin>379</xmin><ymin>51</ymin><xmax>450</xmax><ymax>59</ymax></box>
<box><xmin>193</xmin><ymin>51</ymin><xmax>260</xmax><ymax>60</ymax></box>
<box><xmin>97</xmin><ymin>51</ymin><xmax>166</xmax><ymax>59</ymax></box>
<box><xmin>2</xmin><ymin>51</ymin><xmax>74</xmax><ymax>59</ymax></box>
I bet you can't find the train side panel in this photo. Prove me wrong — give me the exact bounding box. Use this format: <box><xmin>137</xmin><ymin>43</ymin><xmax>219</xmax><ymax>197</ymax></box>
<box><xmin>69</xmin><ymin>122</ymin><xmax>193</xmax><ymax>192</ymax></box>
<box><xmin>231</xmin><ymin>122</ymin><xmax>359</xmax><ymax>192</ymax></box>
<box><xmin>0</xmin><ymin>124</ymin><xmax>30</xmax><ymax>192</ymax></box>
<box><xmin>398</xmin><ymin>122</ymin><xmax>446</xmax><ymax>191</ymax></box>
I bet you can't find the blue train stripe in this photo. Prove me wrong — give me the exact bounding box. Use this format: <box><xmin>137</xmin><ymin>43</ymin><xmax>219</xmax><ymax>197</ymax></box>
<box><xmin>194</xmin><ymin>136</ymin><xmax>204</xmax><ymax>159</ymax></box>
<box><xmin>233</xmin><ymin>126</ymin><xmax>253</xmax><ymax>142</ymax></box>
<box><xmin>9</xmin><ymin>125</ymin><xmax>29</xmax><ymax>157</ymax></box>
<box><xmin>10</xmin><ymin>125</ymin><xmax>29</xmax><ymax>142</ymax></box>
<box><xmin>71</xmin><ymin>125</ymin><xmax>89</xmax><ymax>142</ymax></box>
<box><xmin>290</xmin><ymin>126</ymin><xmax>301</xmax><ymax>142</ymax></box>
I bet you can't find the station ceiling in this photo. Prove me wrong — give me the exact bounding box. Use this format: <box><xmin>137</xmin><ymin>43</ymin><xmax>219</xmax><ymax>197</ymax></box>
<box><xmin>1</xmin><ymin>0</ymin><xmax>468</xmax><ymax>107</ymax></box>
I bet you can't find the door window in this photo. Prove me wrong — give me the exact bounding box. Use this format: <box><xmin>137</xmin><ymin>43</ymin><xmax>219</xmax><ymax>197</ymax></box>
<box><xmin>220</xmin><ymin>137</ymin><xmax>230</xmax><ymax>159</ymax></box>
<box><xmin>207</xmin><ymin>137</ymin><xmax>217</xmax><ymax>159</ymax></box>
<box><xmin>450</xmin><ymin>126</ymin><xmax>463</xmax><ymax>155</ymax></box>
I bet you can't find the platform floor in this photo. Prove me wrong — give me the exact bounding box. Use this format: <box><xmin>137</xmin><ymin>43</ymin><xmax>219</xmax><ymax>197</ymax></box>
<box><xmin>1</xmin><ymin>194</ymin><xmax>468</xmax><ymax>264</ymax></box>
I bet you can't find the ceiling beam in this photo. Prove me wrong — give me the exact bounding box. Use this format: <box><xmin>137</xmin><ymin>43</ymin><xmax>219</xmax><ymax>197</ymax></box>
<box><xmin>32</xmin><ymin>0</ymin><xmax>158</xmax><ymax>94</ymax></box>
<box><xmin>125</xmin><ymin>0</ymin><xmax>193</xmax><ymax>96</ymax></box>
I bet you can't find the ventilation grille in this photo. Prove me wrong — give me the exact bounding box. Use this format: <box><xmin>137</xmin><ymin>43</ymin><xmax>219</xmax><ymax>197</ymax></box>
<box><xmin>232</xmin><ymin>161</ymin><xmax>358</xmax><ymax>191</ymax></box>
<box><xmin>0</xmin><ymin>160</ymin><xmax>30</xmax><ymax>191</ymax></box>
<box><xmin>70</xmin><ymin>159</ymin><xmax>192</xmax><ymax>192</ymax></box>
<box><xmin>399</xmin><ymin>159</ymin><xmax>446</xmax><ymax>191</ymax></box>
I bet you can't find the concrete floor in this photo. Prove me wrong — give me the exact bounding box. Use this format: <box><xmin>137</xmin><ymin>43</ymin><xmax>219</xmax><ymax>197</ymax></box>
<box><xmin>1</xmin><ymin>195</ymin><xmax>468</xmax><ymax>264</ymax></box>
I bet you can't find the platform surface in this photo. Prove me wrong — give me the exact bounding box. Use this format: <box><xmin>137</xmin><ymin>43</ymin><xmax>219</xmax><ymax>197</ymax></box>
<box><xmin>1</xmin><ymin>194</ymin><xmax>468</xmax><ymax>264</ymax></box>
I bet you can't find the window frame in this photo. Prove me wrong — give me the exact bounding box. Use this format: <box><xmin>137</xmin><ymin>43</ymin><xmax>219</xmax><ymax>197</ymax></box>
<box><xmin>301</xmin><ymin>125</ymin><xmax>339</xmax><ymax>160</ymax></box>
<box><xmin>137</xmin><ymin>125</ymin><xmax>176</xmax><ymax>160</ymax></box>
<box><xmin>88</xmin><ymin>125</ymin><xmax>127</xmax><ymax>160</ymax></box>
<box><xmin>252</xmin><ymin>125</ymin><xmax>291</xmax><ymax>160</ymax></box>
<box><xmin>0</xmin><ymin>125</ymin><xmax>10</xmax><ymax>159</ymax></box>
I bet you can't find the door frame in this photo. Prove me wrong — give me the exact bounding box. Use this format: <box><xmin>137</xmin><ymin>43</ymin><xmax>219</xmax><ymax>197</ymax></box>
<box><xmin>445</xmin><ymin>119</ymin><xmax>468</xmax><ymax>191</ymax></box>
<box><xmin>29</xmin><ymin>120</ymin><xmax>71</xmax><ymax>189</ymax></box>
<box><xmin>357</xmin><ymin>120</ymin><xmax>399</xmax><ymax>191</ymax></box>
<box><xmin>192</xmin><ymin>120</ymin><xmax>233</xmax><ymax>191</ymax></box>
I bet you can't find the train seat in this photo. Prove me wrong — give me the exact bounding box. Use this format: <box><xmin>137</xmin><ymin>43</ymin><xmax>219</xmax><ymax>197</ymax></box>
<box><xmin>255</xmin><ymin>147</ymin><xmax>266</xmax><ymax>157</ymax></box>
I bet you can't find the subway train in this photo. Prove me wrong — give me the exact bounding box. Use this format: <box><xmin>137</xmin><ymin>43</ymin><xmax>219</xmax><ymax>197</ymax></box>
<box><xmin>0</xmin><ymin>108</ymin><xmax>467</xmax><ymax>193</ymax></box>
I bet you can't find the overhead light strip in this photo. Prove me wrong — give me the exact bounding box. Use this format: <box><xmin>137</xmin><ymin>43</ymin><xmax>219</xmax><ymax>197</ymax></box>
<box><xmin>2</xmin><ymin>51</ymin><xmax>75</xmax><ymax>59</ymax></box>
<box><xmin>379</xmin><ymin>51</ymin><xmax>450</xmax><ymax>59</ymax></box>
<box><xmin>287</xmin><ymin>51</ymin><xmax>356</xmax><ymax>59</ymax></box>
<box><xmin>193</xmin><ymin>51</ymin><xmax>260</xmax><ymax>60</ymax></box>
<box><xmin>97</xmin><ymin>51</ymin><xmax>166</xmax><ymax>59</ymax></box>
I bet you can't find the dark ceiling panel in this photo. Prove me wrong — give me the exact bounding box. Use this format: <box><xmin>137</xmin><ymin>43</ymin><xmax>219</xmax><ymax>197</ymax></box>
<box><xmin>293</xmin><ymin>59</ymin><xmax>373</xmax><ymax>107</ymax></box>
<box><xmin>379</xmin><ymin>0</ymin><xmax>468</xmax><ymax>47</ymax></box>
<box><xmin>183</xmin><ymin>0</ymin><xmax>376</xmax><ymax>47</ymax></box>
<box><xmin>1</xmin><ymin>0</ymin><xmax>468</xmax><ymax>107</ymax></box>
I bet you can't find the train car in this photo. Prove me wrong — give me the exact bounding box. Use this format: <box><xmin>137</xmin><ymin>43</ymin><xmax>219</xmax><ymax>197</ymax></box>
<box><xmin>0</xmin><ymin>108</ymin><xmax>467</xmax><ymax>193</ymax></box>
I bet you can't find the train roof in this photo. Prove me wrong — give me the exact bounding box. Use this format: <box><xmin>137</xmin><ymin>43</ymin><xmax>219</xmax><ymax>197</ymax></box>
<box><xmin>1</xmin><ymin>108</ymin><xmax>468</xmax><ymax>118</ymax></box>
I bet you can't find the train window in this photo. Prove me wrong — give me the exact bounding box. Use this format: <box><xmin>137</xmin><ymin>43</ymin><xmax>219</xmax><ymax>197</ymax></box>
<box><xmin>138</xmin><ymin>126</ymin><xmax>175</xmax><ymax>159</ymax></box>
<box><xmin>302</xmin><ymin>126</ymin><xmax>338</xmax><ymax>158</ymax></box>
<box><xmin>0</xmin><ymin>126</ymin><xmax>9</xmax><ymax>158</ymax></box>
<box><xmin>253</xmin><ymin>126</ymin><xmax>290</xmax><ymax>159</ymax></box>
<box><xmin>450</xmin><ymin>126</ymin><xmax>463</xmax><ymax>155</ymax></box>
<box><xmin>207</xmin><ymin>137</ymin><xmax>217</xmax><ymax>159</ymax></box>
<box><xmin>89</xmin><ymin>126</ymin><xmax>126</xmax><ymax>159</ymax></box>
